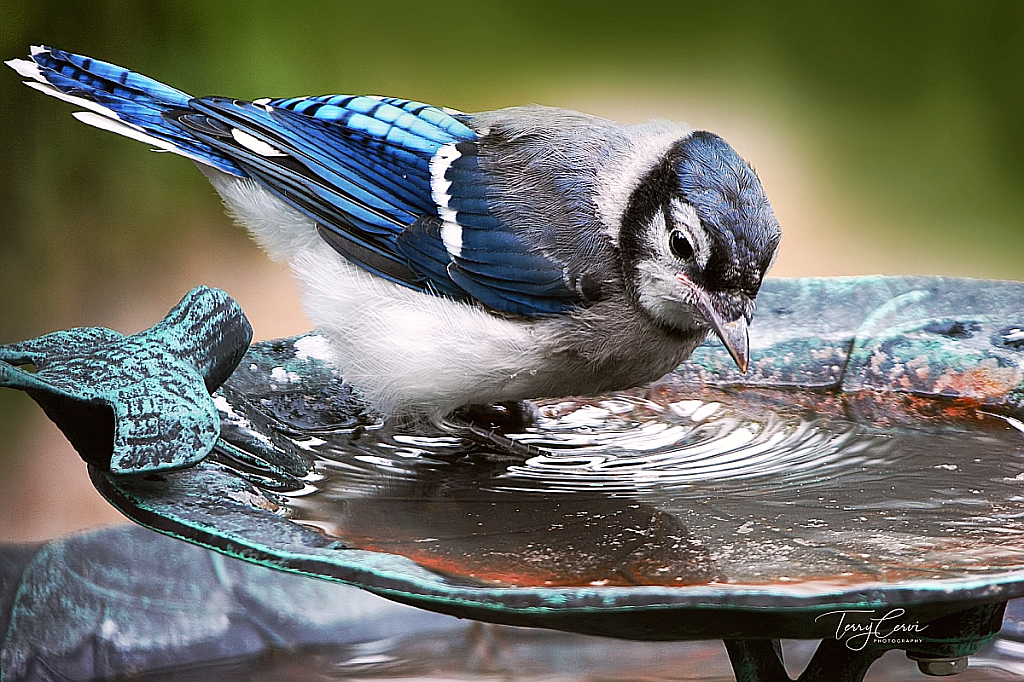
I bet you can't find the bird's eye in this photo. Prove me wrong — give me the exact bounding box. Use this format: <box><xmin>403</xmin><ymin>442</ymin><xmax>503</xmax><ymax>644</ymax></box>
<box><xmin>669</xmin><ymin>230</ymin><xmax>694</xmax><ymax>261</ymax></box>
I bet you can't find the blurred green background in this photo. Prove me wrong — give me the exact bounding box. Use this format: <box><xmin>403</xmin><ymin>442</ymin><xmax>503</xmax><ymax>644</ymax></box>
<box><xmin>2</xmin><ymin>0</ymin><xmax>1023</xmax><ymax>540</ymax></box>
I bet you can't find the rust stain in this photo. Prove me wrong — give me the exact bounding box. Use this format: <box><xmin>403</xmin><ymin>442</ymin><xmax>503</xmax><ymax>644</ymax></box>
<box><xmin>644</xmin><ymin>382</ymin><xmax>1016</xmax><ymax>429</ymax></box>
<box><xmin>929</xmin><ymin>358</ymin><xmax>1023</xmax><ymax>399</ymax></box>
<box><xmin>843</xmin><ymin>390</ymin><xmax>994</xmax><ymax>427</ymax></box>
<box><xmin>345</xmin><ymin>537</ymin><xmax>711</xmax><ymax>588</ymax></box>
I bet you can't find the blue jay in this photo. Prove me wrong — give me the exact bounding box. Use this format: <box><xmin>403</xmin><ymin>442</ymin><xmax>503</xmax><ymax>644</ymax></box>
<box><xmin>8</xmin><ymin>46</ymin><xmax>781</xmax><ymax>423</ymax></box>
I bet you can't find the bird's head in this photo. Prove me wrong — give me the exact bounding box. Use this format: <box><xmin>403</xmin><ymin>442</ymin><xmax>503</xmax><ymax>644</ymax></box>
<box><xmin>619</xmin><ymin>131</ymin><xmax>781</xmax><ymax>373</ymax></box>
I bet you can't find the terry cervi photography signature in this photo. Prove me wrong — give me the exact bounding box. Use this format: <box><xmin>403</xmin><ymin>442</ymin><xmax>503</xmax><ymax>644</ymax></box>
<box><xmin>816</xmin><ymin>609</ymin><xmax>928</xmax><ymax>651</ymax></box>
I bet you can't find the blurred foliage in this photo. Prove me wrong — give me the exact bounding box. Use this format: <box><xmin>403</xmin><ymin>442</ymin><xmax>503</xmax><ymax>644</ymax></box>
<box><xmin>1</xmin><ymin>1</ymin><xmax>1023</xmax><ymax>464</ymax></box>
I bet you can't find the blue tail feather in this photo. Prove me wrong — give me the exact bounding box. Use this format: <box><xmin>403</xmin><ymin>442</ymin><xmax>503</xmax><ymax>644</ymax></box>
<box><xmin>12</xmin><ymin>46</ymin><xmax>244</xmax><ymax>175</ymax></box>
<box><xmin>32</xmin><ymin>46</ymin><xmax>192</xmax><ymax>109</ymax></box>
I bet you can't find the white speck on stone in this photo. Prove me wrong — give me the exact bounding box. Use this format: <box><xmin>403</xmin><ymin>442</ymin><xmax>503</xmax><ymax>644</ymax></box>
<box><xmin>295</xmin><ymin>436</ymin><xmax>326</xmax><ymax>451</ymax></box>
<box><xmin>294</xmin><ymin>334</ymin><xmax>334</xmax><ymax>362</ymax></box>
<box><xmin>100</xmin><ymin>618</ymin><xmax>118</xmax><ymax>638</ymax></box>
<box><xmin>226</xmin><ymin>489</ymin><xmax>278</xmax><ymax>512</ymax></box>
<box><xmin>1004</xmin><ymin>328</ymin><xmax>1024</xmax><ymax>343</ymax></box>
<box><xmin>213</xmin><ymin>394</ymin><xmax>242</xmax><ymax>421</ymax></box>
<box><xmin>269</xmin><ymin>366</ymin><xmax>300</xmax><ymax>384</ymax></box>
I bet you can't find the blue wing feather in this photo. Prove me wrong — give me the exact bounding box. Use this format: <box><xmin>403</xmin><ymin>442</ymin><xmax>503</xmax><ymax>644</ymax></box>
<box><xmin>438</xmin><ymin>143</ymin><xmax>580</xmax><ymax>312</ymax></box>
<box><xmin>189</xmin><ymin>98</ymin><xmax>431</xmax><ymax>221</ymax></box>
<box><xmin>183</xmin><ymin>97</ymin><xmax>584</xmax><ymax>317</ymax></box>
<box><xmin>394</xmin><ymin>218</ymin><xmax>465</xmax><ymax>298</ymax></box>
<box><xmin>36</xmin><ymin>48</ymin><xmax>192</xmax><ymax>109</ymax></box>
<box><xmin>16</xmin><ymin>46</ymin><xmax>591</xmax><ymax>318</ymax></box>
<box><xmin>274</xmin><ymin>94</ymin><xmax>477</xmax><ymax>142</ymax></box>
<box><xmin>173</xmin><ymin>96</ymin><xmax>470</xmax><ymax>289</ymax></box>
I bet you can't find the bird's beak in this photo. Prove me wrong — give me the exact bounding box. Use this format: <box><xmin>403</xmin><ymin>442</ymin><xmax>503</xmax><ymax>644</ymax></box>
<box><xmin>705</xmin><ymin>312</ymin><xmax>750</xmax><ymax>374</ymax></box>
<box><xmin>676</xmin><ymin>274</ymin><xmax>750</xmax><ymax>374</ymax></box>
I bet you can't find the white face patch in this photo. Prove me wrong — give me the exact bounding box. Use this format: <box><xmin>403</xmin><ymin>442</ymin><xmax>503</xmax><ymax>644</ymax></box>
<box><xmin>634</xmin><ymin>260</ymin><xmax>701</xmax><ymax>331</ymax></box>
<box><xmin>429</xmin><ymin>142</ymin><xmax>463</xmax><ymax>258</ymax></box>
<box><xmin>630</xmin><ymin>198</ymin><xmax>712</xmax><ymax>332</ymax></box>
<box><xmin>231</xmin><ymin>128</ymin><xmax>287</xmax><ymax>157</ymax></box>
<box><xmin>593</xmin><ymin>121</ymin><xmax>693</xmax><ymax>244</ymax></box>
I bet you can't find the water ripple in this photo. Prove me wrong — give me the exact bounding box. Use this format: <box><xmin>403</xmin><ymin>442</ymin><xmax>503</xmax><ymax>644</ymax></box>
<box><xmin>499</xmin><ymin>401</ymin><xmax>890</xmax><ymax>494</ymax></box>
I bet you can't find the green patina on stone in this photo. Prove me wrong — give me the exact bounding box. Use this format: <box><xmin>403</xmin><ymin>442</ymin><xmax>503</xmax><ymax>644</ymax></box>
<box><xmin>677</xmin><ymin>276</ymin><xmax>1024</xmax><ymax>419</ymax></box>
<box><xmin>0</xmin><ymin>286</ymin><xmax>252</xmax><ymax>474</ymax></box>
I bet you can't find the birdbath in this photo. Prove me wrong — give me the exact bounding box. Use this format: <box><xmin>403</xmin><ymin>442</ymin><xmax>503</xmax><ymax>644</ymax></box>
<box><xmin>7</xmin><ymin>276</ymin><xmax>1024</xmax><ymax>682</ymax></box>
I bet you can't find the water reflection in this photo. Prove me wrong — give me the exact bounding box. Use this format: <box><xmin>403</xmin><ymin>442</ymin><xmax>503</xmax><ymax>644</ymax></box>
<box><xmin>286</xmin><ymin>451</ymin><xmax>719</xmax><ymax>587</ymax></box>
<box><xmin>215</xmin><ymin>391</ymin><xmax>1024</xmax><ymax>589</ymax></box>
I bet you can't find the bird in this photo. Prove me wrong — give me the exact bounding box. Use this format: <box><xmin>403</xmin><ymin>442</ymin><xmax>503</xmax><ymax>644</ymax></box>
<box><xmin>8</xmin><ymin>46</ymin><xmax>781</xmax><ymax>425</ymax></box>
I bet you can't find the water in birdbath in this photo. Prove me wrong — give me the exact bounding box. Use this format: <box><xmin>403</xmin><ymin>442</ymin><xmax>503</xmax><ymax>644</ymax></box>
<box><xmin>237</xmin><ymin>390</ymin><xmax>1024</xmax><ymax>589</ymax></box>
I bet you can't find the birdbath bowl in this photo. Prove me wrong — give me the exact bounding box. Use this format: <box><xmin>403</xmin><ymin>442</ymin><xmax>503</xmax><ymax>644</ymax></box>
<box><xmin>19</xmin><ymin>276</ymin><xmax>1024</xmax><ymax>682</ymax></box>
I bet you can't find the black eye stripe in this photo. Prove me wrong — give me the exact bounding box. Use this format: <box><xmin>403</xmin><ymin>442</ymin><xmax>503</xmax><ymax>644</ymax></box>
<box><xmin>662</xmin><ymin>204</ymin><xmax>674</xmax><ymax>230</ymax></box>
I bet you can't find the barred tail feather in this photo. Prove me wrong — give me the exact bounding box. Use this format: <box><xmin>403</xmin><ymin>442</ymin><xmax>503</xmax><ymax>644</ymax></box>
<box><xmin>6</xmin><ymin>46</ymin><xmax>243</xmax><ymax>175</ymax></box>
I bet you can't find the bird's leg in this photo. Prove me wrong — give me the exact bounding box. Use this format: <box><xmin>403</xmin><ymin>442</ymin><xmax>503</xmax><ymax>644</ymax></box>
<box><xmin>453</xmin><ymin>400</ymin><xmax>540</xmax><ymax>432</ymax></box>
<box><xmin>437</xmin><ymin>401</ymin><xmax>544</xmax><ymax>460</ymax></box>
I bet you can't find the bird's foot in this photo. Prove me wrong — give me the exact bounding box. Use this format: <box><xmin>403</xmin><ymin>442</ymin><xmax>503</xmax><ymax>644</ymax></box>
<box><xmin>452</xmin><ymin>400</ymin><xmax>540</xmax><ymax>432</ymax></box>
<box><xmin>437</xmin><ymin>401</ymin><xmax>543</xmax><ymax>460</ymax></box>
